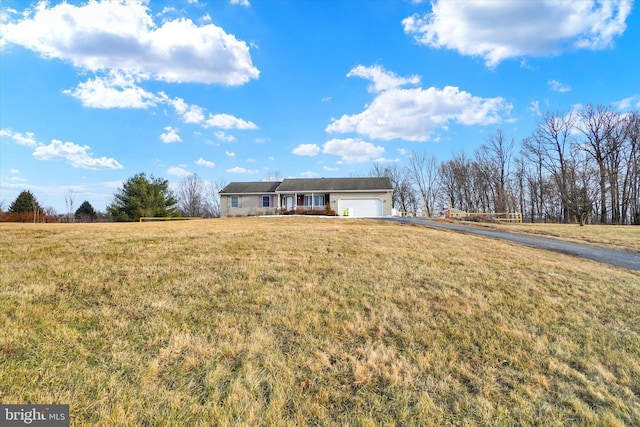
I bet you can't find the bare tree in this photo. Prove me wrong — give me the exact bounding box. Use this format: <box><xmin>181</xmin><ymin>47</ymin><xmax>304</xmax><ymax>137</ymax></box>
<box><xmin>65</xmin><ymin>188</ymin><xmax>75</xmax><ymax>222</ymax></box>
<box><xmin>478</xmin><ymin>129</ymin><xmax>514</xmax><ymax>213</ymax></box>
<box><xmin>407</xmin><ymin>152</ymin><xmax>440</xmax><ymax>217</ymax></box>
<box><xmin>177</xmin><ymin>173</ymin><xmax>205</xmax><ymax>217</ymax></box>
<box><xmin>439</xmin><ymin>152</ymin><xmax>476</xmax><ymax>212</ymax></box>
<box><xmin>576</xmin><ymin>104</ymin><xmax>617</xmax><ymax>223</ymax></box>
<box><xmin>565</xmin><ymin>150</ymin><xmax>597</xmax><ymax>226</ymax></box>
<box><xmin>521</xmin><ymin>135</ymin><xmax>546</xmax><ymax>222</ymax></box>
<box><xmin>44</xmin><ymin>206</ymin><xmax>57</xmax><ymax>219</ymax></box>
<box><xmin>438</xmin><ymin>159</ymin><xmax>457</xmax><ymax>211</ymax></box>
<box><xmin>397</xmin><ymin>174</ymin><xmax>419</xmax><ymax>214</ymax></box>
<box><xmin>369</xmin><ymin>163</ymin><xmax>416</xmax><ymax>212</ymax></box>
<box><xmin>522</xmin><ymin>111</ymin><xmax>577</xmax><ymax>222</ymax></box>
<box><xmin>32</xmin><ymin>197</ymin><xmax>40</xmax><ymax>223</ymax></box>
<box><xmin>204</xmin><ymin>178</ymin><xmax>228</xmax><ymax>218</ymax></box>
<box><xmin>513</xmin><ymin>157</ymin><xmax>527</xmax><ymax>221</ymax></box>
<box><xmin>264</xmin><ymin>170</ymin><xmax>282</xmax><ymax>182</ymax></box>
<box><xmin>622</xmin><ymin>112</ymin><xmax>640</xmax><ymax>224</ymax></box>
<box><xmin>472</xmin><ymin>151</ymin><xmax>497</xmax><ymax>212</ymax></box>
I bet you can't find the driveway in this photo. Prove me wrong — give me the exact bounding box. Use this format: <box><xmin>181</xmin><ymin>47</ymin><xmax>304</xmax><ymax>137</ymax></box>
<box><xmin>379</xmin><ymin>217</ymin><xmax>640</xmax><ymax>271</ymax></box>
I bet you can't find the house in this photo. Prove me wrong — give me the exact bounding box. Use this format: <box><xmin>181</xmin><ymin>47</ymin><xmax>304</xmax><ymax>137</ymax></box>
<box><xmin>219</xmin><ymin>177</ymin><xmax>393</xmax><ymax>217</ymax></box>
<box><xmin>218</xmin><ymin>181</ymin><xmax>282</xmax><ymax>217</ymax></box>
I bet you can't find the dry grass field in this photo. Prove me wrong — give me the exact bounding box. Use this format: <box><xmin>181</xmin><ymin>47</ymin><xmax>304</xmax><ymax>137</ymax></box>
<box><xmin>469</xmin><ymin>221</ymin><xmax>640</xmax><ymax>253</ymax></box>
<box><xmin>1</xmin><ymin>218</ymin><xmax>639</xmax><ymax>426</ymax></box>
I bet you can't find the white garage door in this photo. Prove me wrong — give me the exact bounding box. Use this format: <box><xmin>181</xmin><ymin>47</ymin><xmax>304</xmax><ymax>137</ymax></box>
<box><xmin>338</xmin><ymin>198</ymin><xmax>382</xmax><ymax>217</ymax></box>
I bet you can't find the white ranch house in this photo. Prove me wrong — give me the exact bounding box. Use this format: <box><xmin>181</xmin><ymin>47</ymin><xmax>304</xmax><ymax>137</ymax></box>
<box><xmin>219</xmin><ymin>177</ymin><xmax>393</xmax><ymax>218</ymax></box>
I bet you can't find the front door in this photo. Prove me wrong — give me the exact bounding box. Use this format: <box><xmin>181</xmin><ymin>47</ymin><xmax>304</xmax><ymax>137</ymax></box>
<box><xmin>286</xmin><ymin>196</ymin><xmax>294</xmax><ymax>210</ymax></box>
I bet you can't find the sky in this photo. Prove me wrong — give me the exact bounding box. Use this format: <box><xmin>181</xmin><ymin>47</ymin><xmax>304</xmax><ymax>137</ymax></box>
<box><xmin>1</xmin><ymin>0</ymin><xmax>639</xmax><ymax>214</ymax></box>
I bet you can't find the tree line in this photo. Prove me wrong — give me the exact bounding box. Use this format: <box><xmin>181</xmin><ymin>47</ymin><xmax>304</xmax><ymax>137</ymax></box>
<box><xmin>1</xmin><ymin>190</ymin><xmax>101</xmax><ymax>223</ymax></box>
<box><xmin>0</xmin><ymin>173</ymin><xmax>226</xmax><ymax>222</ymax></box>
<box><xmin>2</xmin><ymin>104</ymin><xmax>638</xmax><ymax>224</ymax></box>
<box><xmin>371</xmin><ymin>105</ymin><xmax>639</xmax><ymax>225</ymax></box>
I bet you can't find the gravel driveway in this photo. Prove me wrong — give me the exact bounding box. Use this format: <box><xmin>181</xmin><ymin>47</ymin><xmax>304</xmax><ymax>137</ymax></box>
<box><xmin>379</xmin><ymin>217</ymin><xmax>640</xmax><ymax>271</ymax></box>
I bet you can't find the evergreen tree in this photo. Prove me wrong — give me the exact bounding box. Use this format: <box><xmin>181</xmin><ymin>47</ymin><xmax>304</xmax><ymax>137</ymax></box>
<box><xmin>75</xmin><ymin>200</ymin><xmax>97</xmax><ymax>222</ymax></box>
<box><xmin>107</xmin><ymin>173</ymin><xmax>178</xmax><ymax>221</ymax></box>
<box><xmin>9</xmin><ymin>190</ymin><xmax>42</xmax><ymax>214</ymax></box>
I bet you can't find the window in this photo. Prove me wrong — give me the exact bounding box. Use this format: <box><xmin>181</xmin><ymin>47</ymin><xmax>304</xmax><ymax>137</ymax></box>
<box><xmin>261</xmin><ymin>195</ymin><xmax>271</xmax><ymax>208</ymax></box>
<box><xmin>303</xmin><ymin>195</ymin><xmax>325</xmax><ymax>207</ymax></box>
<box><xmin>231</xmin><ymin>196</ymin><xmax>240</xmax><ymax>208</ymax></box>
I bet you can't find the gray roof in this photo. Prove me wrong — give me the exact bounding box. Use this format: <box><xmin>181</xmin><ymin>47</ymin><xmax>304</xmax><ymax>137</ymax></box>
<box><xmin>276</xmin><ymin>177</ymin><xmax>392</xmax><ymax>192</ymax></box>
<box><xmin>220</xmin><ymin>177</ymin><xmax>393</xmax><ymax>195</ymax></box>
<box><xmin>219</xmin><ymin>181</ymin><xmax>281</xmax><ymax>194</ymax></box>
<box><xmin>220</xmin><ymin>177</ymin><xmax>393</xmax><ymax>194</ymax></box>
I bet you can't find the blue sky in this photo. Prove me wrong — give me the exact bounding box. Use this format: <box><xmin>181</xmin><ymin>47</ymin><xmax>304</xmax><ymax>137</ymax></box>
<box><xmin>1</xmin><ymin>0</ymin><xmax>639</xmax><ymax>213</ymax></box>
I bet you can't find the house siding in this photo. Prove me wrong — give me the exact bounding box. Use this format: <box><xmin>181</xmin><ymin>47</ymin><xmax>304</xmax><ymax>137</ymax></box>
<box><xmin>221</xmin><ymin>194</ymin><xmax>278</xmax><ymax>217</ymax></box>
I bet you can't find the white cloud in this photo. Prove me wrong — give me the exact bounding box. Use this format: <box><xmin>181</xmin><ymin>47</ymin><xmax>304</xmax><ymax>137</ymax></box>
<box><xmin>0</xmin><ymin>128</ymin><xmax>39</xmax><ymax>147</ymax></box>
<box><xmin>214</xmin><ymin>131</ymin><xmax>236</xmax><ymax>142</ymax></box>
<box><xmin>102</xmin><ymin>180</ymin><xmax>125</xmax><ymax>189</ymax></box>
<box><xmin>64</xmin><ymin>71</ymin><xmax>160</xmax><ymax>109</ymax></box>
<box><xmin>0</xmin><ymin>8</ymin><xmax>18</xmax><ymax>25</ymax></box>
<box><xmin>327</xmin><ymin>66</ymin><xmax>511</xmax><ymax>141</ymax></box>
<box><xmin>322</xmin><ymin>166</ymin><xmax>338</xmax><ymax>171</ymax></box>
<box><xmin>10</xmin><ymin>168</ymin><xmax>20</xmax><ymax>174</ymax></box>
<box><xmin>225</xmin><ymin>151</ymin><xmax>236</xmax><ymax>157</ymax></box>
<box><xmin>321</xmin><ymin>96</ymin><xmax>332</xmax><ymax>103</ymax></box>
<box><xmin>612</xmin><ymin>94</ymin><xmax>640</xmax><ymax>110</ymax></box>
<box><xmin>322</xmin><ymin>138</ymin><xmax>385</xmax><ymax>164</ymax></box>
<box><xmin>227</xmin><ymin>166</ymin><xmax>258</xmax><ymax>174</ymax></box>
<box><xmin>403</xmin><ymin>0</ymin><xmax>632</xmax><ymax>68</ymax></box>
<box><xmin>165</xmin><ymin>96</ymin><xmax>257</xmax><ymax>132</ymax></box>
<box><xmin>33</xmin><ymin>139</ymin><xmax>123</xmax><ymax>170</ymax></box>
<box><xmin>529</xmin><ymin>100</ymin><xmax>542</xmax><ymax>116</ymax></box>
<box><xmin>292</xmin><ymin>144</ymin><xmax>320</xmax><ymax>156</ymax></box>
<box><xmin>1</xmin><ymin>0</ymin><xmax>259</xmax><ymax>85</ymax></box>
<box><xmin>167</xmin><ymin>166</ymin><xmax>191</xmax><ymax>177</ymax></box>
<box><xmin>230</xmin><ymin>0</ymin><xmax>251</xmax><ymax>6</ymax></box>
<box><xmin>204</xmin><ymin>113</ymin><xmax>258</xmax><ymax>130</ymax></box>
<box><xmin>160</xmin><ymin>127</ymin><xmax>182</xmax><ymax>143</ymax></box>
<box><xmin>548</xmin><ymin>80</ymin><xmax>571</xmax><ymax>93</ymax></box>
<box><xmin>169</xmin><ymin>97</ymin><xmax>206</xmax><ymax>123</ymax></box>
<box><xmin>158</xmin><ymin>7</ymin><xmax>176</xmax><ymax>17</ymax></box>
<box><xmin>347</xmin><ymin>64</ymin><xmax>420</xmax><ymax>93</ymax></box>
<box><xmin>227</xmin><ymin>166</ymin><xmax>246</xmax><ymax>173</ymax></box>
<box><xmin>300</xmin><ymin>171</ymin><xmax>319</xmax><ymax>178</ymax></box>
<box><xmin>195</xmin><ymin>157</ymin><xmax>215</xmax><ymax>168</ymax></box>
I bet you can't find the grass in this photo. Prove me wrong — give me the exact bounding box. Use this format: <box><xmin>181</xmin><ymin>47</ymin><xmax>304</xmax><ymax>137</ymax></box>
<box><xmin>461</xmin><ymin>220</ymin><xmax>640</xmax><ymax>253</ymax></box>
<box><xmin>1</xmin><ymin>217</ymin><xmax>639</xmax><ymax>426</ymax></box>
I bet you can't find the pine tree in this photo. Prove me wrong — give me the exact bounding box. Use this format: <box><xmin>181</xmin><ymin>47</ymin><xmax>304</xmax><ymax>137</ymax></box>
<box><xmin>9</xmin><ymin>190</ymin><xmax>42</xmax><ymax>214</ymax></box>
<box><xmin>75</xmin><ymin>201</ymin><xmax>97</xmax><ymax>222</ymax></box>
<box><xmin>107</xmin><ymin>173</ymin><xmax>178</xmax><ymax>221</ymax></box>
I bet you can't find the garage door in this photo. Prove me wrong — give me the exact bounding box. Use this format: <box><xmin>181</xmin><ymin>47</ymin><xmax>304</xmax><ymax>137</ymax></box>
<box><xmin>338</xmin><ymin>198</ymin><xmax>382</xmax><ymax>217</ymax></box>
